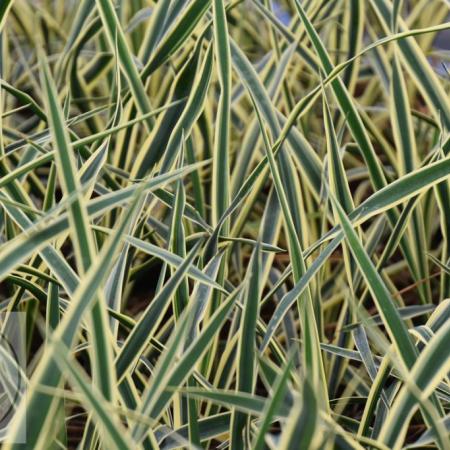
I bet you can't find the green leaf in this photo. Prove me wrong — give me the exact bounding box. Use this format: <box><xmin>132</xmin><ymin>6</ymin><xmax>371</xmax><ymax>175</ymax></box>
<box><xmin>329</xmin><ymin>193</ymin><xmax>418</xmax><ymax>369</ymax></box>
<box><xmin>278</xmin><ymin>380</ymin><xmax>318</xmax><ymax>449</ymax></box>
<box><xmin>231</xmin><ymin>244</ymin><xmax>261</xmax><ymax>448</ymax></box>
<box><xmin>139</xmin><ymin>0</ymin><xmax>211</xmax><ymax>78</ymax></box>
<box><xmin>95</xmin><ymin>0</ymin><xmax>154</xmax><ymax>131</ymax></box>
<box><xmin>51</xmin><ymin>340</ymin><xmax>134</xmax><ymax>450</ymax></box>
<box><xmin>211</xmin><ymin>0</ymin><xmax>231</xmax><ymax>226</ymax></box>
<box><xmin>380</xmin><ymin>319</ymin><xmax>450</xmax><ymax>448</ymax></box>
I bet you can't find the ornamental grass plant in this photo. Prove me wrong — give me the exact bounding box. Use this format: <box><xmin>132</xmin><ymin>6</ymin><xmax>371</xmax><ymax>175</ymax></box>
<box><xmin>0</xmin><ymin>0</ymin><xmax>449</xmax><ymax>448</ymax></box>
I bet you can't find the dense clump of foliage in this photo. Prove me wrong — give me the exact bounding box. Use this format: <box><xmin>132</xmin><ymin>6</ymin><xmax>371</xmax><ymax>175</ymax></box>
<box><xmin>0</xmin><ymin>0</ymin><xmax>449</xmax><ymax>448</ymax></box>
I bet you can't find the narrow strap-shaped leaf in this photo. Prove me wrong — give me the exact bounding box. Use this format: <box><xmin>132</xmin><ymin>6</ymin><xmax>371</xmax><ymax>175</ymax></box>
<box><xmin>252</xmin><ymin>354</ymin><xmax>295</xmax><ymax>450</ymax></box>
<box><xmin>353</xmin><ymin>325</ymin><xmax>389</xmax><ymax>408</ymax></box>
<box><xmin>115</xmin><ymin>241</ymin><xmax>203</xmax><ymax>379</ymax></box>
<box><xmin>323</xmin><ymin>96</ymin><xmax>354</xmax><ymax>214</ymax></box>
<box><xmin>230</xmin><ymin>38</ymin><xmax>303</xmax><ymax>238</ymax></box>
<box><xmin>370</xmin><ymin>0</ymin><xmax>450</xmax><ymax>129</ymax></box>
<box><xmin>169</xmin><ymin>155</ymin><xmax>189</xmax><ymax>320</ymax></box>
<box><xmin>39</xmin><ymin>53</ymin><xmax>95</xmax><ymax>274</ymax></box>
<box><xmin>158</xmin><ymin>413</ymin><xmax>231</xmax><ymax>450</ymax></box>
<box><xmin>0</xmin><ymin>80</ymin><xmax>47</xmax><ymax>122</ymax></box>
<box><xmin>380</xmin><ymin>319</ymin><xmax>450</xmax><ymax>448</ymax></box>
<box><xmin>137</xmin><ymin>0</ymin><xmax>172</xmax><ymax>63</ymax></box>
<box><xmin>139</xmin><ymin>0</ymin><xmax>211</xmax><ymax>78</ymax></box>
<box><xmin>179</xmin><ymin>389</ymin><xmax>285</xmax><ymax>417</ymax></box>
<box><xmin>0</xmin><ymin>0</ymin><xmax>14</xmax><ymax>33</ymax></box>
<box><xmin>51</xmin><ymin>340</ymin><xmax>133</xmax><ymax>450</ymax></box>
<box><xmin>261</xmin><ymin>236</ymin><xmax>340</xmax><ymax>352</ymax></box>
<box><xmin>159</xmin><ymin>44</ymin><xmax>213</xmax><ymax>173</ymax></box>
<box><xmin>293</xmin><ymin>0</ymin><xmax>387</xmax><ymax>193</ymax></box>
<box><xmin>40</xmin><ymin>53</ymin><xmax>116</xmax><ymax>406</ymax></box>
<box><xmin>132</xmin><ymin>44</ymin><xmax>202</xmax><ymax>175</ymax></box>
<box><xmin>231</xmin><ymin>244</ymin><xmax>261</xmax><ymax>449</ymax></box>
<box><xmin>211</xmin><ymin>0</ymin><xmax>231</xmax><ymax>227</ymax></box>
<box><xmin>311</xmin><ymin>155</ymin><xmax>450</xmax><ymax>252</ymax></box>
<box><xmin>95</xmin><ymin>0</ymin><xmax>154</xmax><ymax>131</ymax></box>
<box><xmin>329</xmin><ymin>193</ymin><xmax>418</xmax><ymax>369</ymax></box>
<box><xmin>186</xmin><ymin>251</ymin><xmax>224</xmax><ymax>342</ymax></box>
<box><xmin>133</xmin><ymin>286</ymin><xmax>239</xmax><ymax>440</ymax></box>
<box><xmin>390</xmin><ymin>47</ymin><xmax>430</xmax><ymax>302</ymax></box>
<box><xmin>278</xmin><ymin>380</ymin><xmax>318</xmax><ymax>449</ymax></box>
<box><xmin>231</xmin><ymin>37</ymin><xmax>328</xmax><ymax>408</ymax></box>
<box><xmin>0</xmin><ymin>162</ymin><xmax>209</xmax><ymax>285</ymax></box>
<box><xmin>6</xmin><ymin>186</ymin><xmax>146</xmax><ymax>448</ymax></box>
